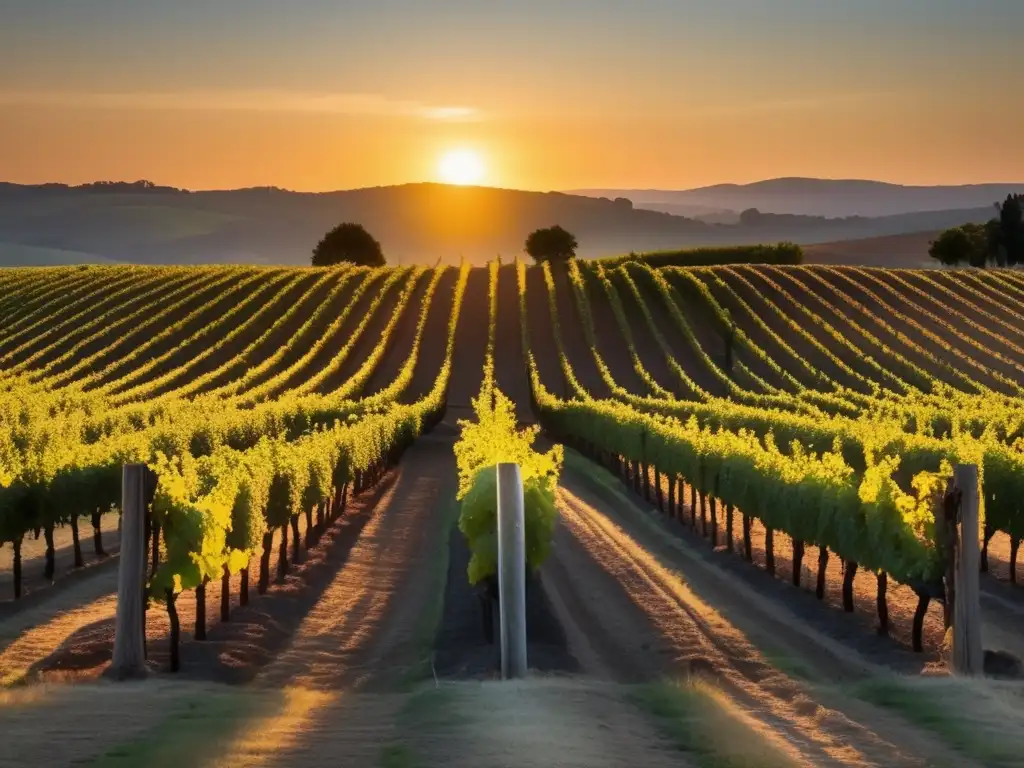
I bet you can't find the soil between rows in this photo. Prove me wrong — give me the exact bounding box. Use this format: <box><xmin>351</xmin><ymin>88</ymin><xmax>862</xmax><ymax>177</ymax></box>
<box><xmin>432</xmin><ymin>520</ymin><xmax>579</xmax><ymax>679</ymax></box>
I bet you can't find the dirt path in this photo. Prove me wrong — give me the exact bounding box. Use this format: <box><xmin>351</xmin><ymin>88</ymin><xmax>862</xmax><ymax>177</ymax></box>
<box><xmin>612</xmin><ymin>271</ymin><xmax>683</xmax><ymax>395</ymax></box>
<box><xmin>580</xmin><ymin>266</ymin><xmax>650</xmax><ymax>395</ymax></box>
<box><xmin>550</xmin><ymin>265</ymin><xmax>611</xmax><ymax>399</ymax></box>
<box><xmin>254</xmin><ymin>432</ymin><xmax>456</xmax><ymax>691</ymax></box>
<box><xmin>365</xmin><ymin>267</ymin><xmax>449</xmax><ymax>396</ymax></box>
<box><xmin>315</xmin><ymin>268</ymin><xmax>415</xmax><ymax>394</ymax></box>
<box><xmin>447</xmin><ymin>268</ymin><xmax>489</xmax><ymax>413</ymax></box>
<box><xmin>522</xmin><ymin>264</ymin><xmax>565</xmax><ymax>398</ymax></box>
<box><xmin>399</xmin><ymin>268</ymin><xmax>458</xmax><ymax>402</ymax></box>
<box><xmin>540</xmin><ymin>461</ymin><xmax>963</xmax><ymax>768</ymax></box>
<box><xmin>493</xmin><ymin>263</ymin><xmax>534</xmax><ymax>422</ymax></box>
<box><xmin>0</xmin><ymin>565</ymin><xmax>118</xmax><ymax>685</ymax></box>
<box><xmin>0</xmin><ymin>511</ymin><xmax>120</xmax><ymax>612</ymax></box>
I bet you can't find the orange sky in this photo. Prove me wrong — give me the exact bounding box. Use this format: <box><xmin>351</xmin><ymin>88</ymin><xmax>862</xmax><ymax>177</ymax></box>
<box><xmin>2</xmin><ymin>1</ymin><xmax>1022</xmax><ymax>191</ymax></box>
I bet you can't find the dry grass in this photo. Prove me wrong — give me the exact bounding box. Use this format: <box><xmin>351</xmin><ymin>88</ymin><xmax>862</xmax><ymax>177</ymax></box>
<box><xmin>634</xmin><ymin>678</ymin><xmax>805</xmax><ymax>767</ymax></box>
<box><xmin>851</xmin><ymin>675</ymin><xmax>1024</xmax><ymax>768</ymax></box>
<box><xmin>410</xmin><ymin>678</ymin><xmax>686</xmax><ymax>768</ymax></box>
<box><xmin>0</xmin><ymin>680</ymin><xmax>203</xmax><ymax>767</ymax></box>
<box><xmin>0</xmin><ymin>679</ymin><xmax>404</xmax><ymax>768</ymax></box>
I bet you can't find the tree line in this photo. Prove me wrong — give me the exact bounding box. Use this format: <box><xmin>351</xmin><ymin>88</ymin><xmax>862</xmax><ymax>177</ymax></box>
<box><xmin>929</xmin><ymin>194</ymin><xmax>1022</xmax><ymax>268</ymax></box>
<box><xmin>311</xmin><ymin>223</ymin><xmax>578</xmax><ymax>267</ymax></box>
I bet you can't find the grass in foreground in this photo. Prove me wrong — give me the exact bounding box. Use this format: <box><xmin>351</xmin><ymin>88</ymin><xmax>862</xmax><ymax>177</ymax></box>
<box><xmin>851</xmin><ymin>676</ymin><xmax>1024</xmax><ymax>768</ymax></box>
<box><xmin>633</xmin><ymin>679</ymin><xmax>803</xmax><ymax>768</ymax></box>
<box><xmin>401</xmin><ymin>494</ymin><xmax>460</xmax><ymax>690</ymax></box>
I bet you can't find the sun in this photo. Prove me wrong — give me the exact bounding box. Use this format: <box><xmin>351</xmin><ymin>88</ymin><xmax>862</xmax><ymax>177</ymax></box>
<box><xmin>438</xmin><ymin>148</ymin><xmax>485</xmax><ymax>185</ymax></box>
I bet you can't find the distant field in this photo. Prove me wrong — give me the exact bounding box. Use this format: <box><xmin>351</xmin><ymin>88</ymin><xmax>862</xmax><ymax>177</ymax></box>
<box><xmin>0</xmin><ymin>242</ymin><xmax>116</xmax><ymax>266</ymax></box>
<box><xmin>803</xmin><ymin>230</ymin><xmax>938</xmax><ymax>268</ymax></box>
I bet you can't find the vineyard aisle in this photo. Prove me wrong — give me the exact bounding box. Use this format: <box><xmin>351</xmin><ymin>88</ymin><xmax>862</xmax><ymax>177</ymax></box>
<box><xmin>0</xmin><ymin>432</ymin><xmax>460</xmax><ymax>768</ymax></box>
<box><xmin>540</xmin><ymin>452</ymin><xmax>984</xmax><ymax>768</ymax></box>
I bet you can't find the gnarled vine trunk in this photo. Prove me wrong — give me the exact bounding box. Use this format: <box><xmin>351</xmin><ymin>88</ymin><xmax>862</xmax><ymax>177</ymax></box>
<box><xmin>258</xmin><ymin>530</ymin><xmax>274</xmax><ymax>594</ymax></box>
<box><xmin>91</xmin><ymin>510</ymin><xmax>106</xmax><ymax>558</ymax></box>
<box><xmin>43</xmin><ymin>522</ymin><xmax>55</xmax><ymax>581</ymax></box>
<box><xmin>70</xmin><ymin>513</ymin><xmax>84</xmax><ymax>568</ymax></box>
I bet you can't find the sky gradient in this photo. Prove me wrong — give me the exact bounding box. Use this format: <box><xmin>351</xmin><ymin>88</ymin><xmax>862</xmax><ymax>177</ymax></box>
<box><xmin>1</xmin><ymin>0</ymin><xmax>1021</xmax><ymax>191</ymax></box>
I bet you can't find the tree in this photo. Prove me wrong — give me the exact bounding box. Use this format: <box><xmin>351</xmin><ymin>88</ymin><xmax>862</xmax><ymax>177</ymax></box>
<box><xmin>525</xmin><ymin>225</ymin><xmax>578</xmax><ymax>263</ymax></box>
<box><xmin>997</xmin><ymin>194</ymin><xmax>1023</xmax><ymax>267</ymax></box>
<box><xmin>312</xmin><ymin>223</ymin><xmax>385</xmax><ymax>267</ymax></box>
<box><xmin>929</xmin><ymin>224</ymin><xmax>990</xmax><ymax>267</ymax></box>
<box><xmin>984</xmin><ymin>218</ymin><xmax>1006</xmax><ymax>266</ymax></box>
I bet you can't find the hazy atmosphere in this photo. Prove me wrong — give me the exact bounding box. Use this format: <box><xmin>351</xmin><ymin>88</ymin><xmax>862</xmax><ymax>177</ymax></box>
<box><xmin>3</xmin><ymin>6</ymin><xmax>1024</xmax><ymax>767</ymax></box>
<box><xmin>2</xmin><ymin>0</ymin><xmax>1022</xmax><ymax>191</ymax></box>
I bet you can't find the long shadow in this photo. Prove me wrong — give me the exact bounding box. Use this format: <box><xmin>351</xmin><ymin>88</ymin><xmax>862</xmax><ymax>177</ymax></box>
<box><xmin>546</xmin><ymin>467</ymin><xmax>878</xmax><ymax>768</ymax></box>
<box><xmin>0</xmin><ymin>530</ymin><xmax>120</xmax><ymax>620</ymax></box>
<box><xmin>564</xmin><ymin>453</ymin><xmax>931</xmax><ymax>677</ymax></box>
<box><xmin>25</xmin><ymin>471</ymin><xmax>401</xmax><ymax>685</ymax></box>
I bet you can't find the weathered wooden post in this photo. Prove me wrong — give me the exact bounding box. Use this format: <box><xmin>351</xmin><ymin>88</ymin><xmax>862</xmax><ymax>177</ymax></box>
<box><xmin>496</xmin><ymin>462</ymin><xmax>528</xmax><ymax>680</ymax></box>
<box><xmin>952</xmin><ymin>464</ymin><xmax>982</xmax><ymax>675</ymax></box>
<box><xmin>110</xmin><ymin>464</ymin><xmax>149</xmax><ymax>679</ymax></box>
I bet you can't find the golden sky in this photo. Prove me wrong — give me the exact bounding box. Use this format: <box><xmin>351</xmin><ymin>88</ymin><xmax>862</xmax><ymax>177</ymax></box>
<box><xmin>1</xmin><ymin>1</ymin><xmax>1021</xmax><ymax>191</ymax></box>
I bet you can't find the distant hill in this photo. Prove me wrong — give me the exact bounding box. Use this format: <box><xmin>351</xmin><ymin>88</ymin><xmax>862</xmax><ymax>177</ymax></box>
<box><xmin>571</xmin><ymin>178</ymin><xmax>1024</xmax><ymax>218</ymax></box>
<box><xmin>0</xmin><ymin>180</ymin><xmax>1008</xmax><ymax>266</ymax></box>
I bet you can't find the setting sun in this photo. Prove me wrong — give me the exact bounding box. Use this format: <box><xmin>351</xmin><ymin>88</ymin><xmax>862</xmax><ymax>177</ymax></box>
<box><xmin>438</xmin><ymin>149</ymin><xmax>485</xmax><ymax>186</ymax></box>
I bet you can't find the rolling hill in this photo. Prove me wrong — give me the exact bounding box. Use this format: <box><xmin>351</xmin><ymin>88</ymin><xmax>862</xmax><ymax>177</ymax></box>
<box><xmin>0</xmin><ymin>179</ymin><xmax>1011</xmax><ymax>266</ymax></box>
<box><xmin>572</xmin><ymin>178</ymin><xmax>1024</xmax><ymax>218</ymax></box>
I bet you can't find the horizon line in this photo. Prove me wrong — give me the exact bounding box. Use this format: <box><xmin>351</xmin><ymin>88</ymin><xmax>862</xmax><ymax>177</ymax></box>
<box><xmin>4</xmin><ymin>176</ymin><xmax>1024</xmax><ymax>197</ymax></box>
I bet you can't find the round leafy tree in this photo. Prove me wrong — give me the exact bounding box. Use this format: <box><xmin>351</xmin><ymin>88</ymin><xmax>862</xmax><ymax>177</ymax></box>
<box><xmin>928</xmin><ymin>224</ymin><xmax>989</xmax><ymax>267</ymax></box>
<box><xmin>312</xmin><ymin>223</ymin><xmax>385</xmax><ymax>267</ymax></box>
<box><xmin>525</xmin><ymin>225</ymin><xmax>578</xmax><ymax>263</ymax></box>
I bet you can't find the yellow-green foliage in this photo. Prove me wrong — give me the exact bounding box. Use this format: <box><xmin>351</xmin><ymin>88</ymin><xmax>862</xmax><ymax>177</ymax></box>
<box><xmin>455</xmin><ymin>389</ymin><xmax>563</xmax><ymax>585</ymax></box>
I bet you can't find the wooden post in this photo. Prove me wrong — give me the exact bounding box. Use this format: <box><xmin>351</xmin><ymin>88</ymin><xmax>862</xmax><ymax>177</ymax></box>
<box><xmin>496</xmin><ymin>463</ymin><xmax>528</xmax><ymax>679</ymax></box>
<box><xmin>110</xmin><ymin>464</ymin><xmax>148</xmax><ymax>679</ymax></box>
<box><xmin>952</xmin><ymin>464</ymin><xmax>983</xmax><ymax>676</ymax></box>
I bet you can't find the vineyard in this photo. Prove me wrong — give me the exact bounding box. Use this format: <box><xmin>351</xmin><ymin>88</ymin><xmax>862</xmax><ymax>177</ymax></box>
<box><xmin>2</xmin><ymin>259</ymin><xmax>1024</xmax><ymax>766</ymax></box>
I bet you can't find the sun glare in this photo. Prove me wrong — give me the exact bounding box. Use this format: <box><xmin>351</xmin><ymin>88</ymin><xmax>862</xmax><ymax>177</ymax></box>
<box><xmin>438</xmin><ymin>148</ymin><xmax>485</xmax><ymax>185</ymax></box>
